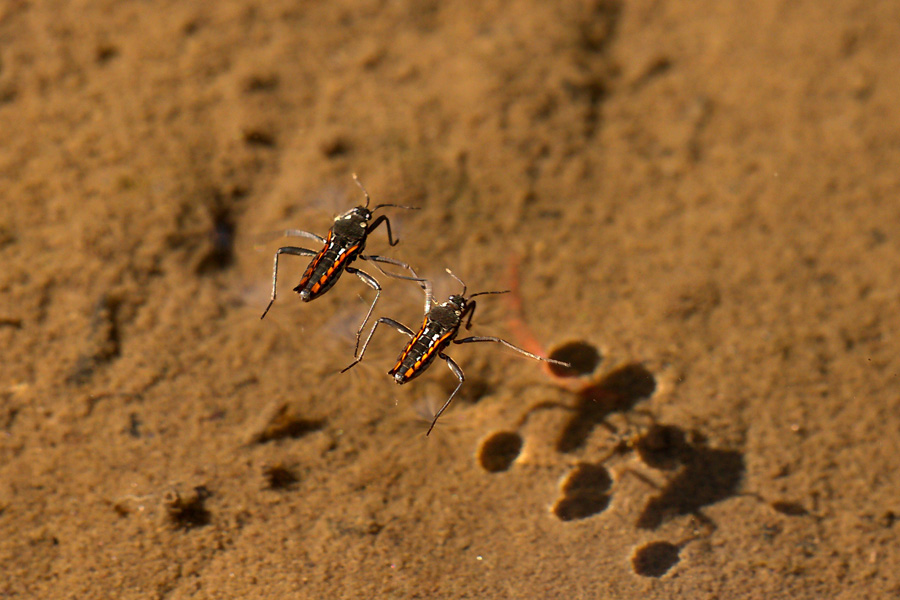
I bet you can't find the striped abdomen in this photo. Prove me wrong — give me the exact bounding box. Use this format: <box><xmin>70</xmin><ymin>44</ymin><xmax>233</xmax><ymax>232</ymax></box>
<box><xmin>294</xmin><ymin>235</ymin><xmax>361</xmax><ymax>300</ymax></box>
<box><xmin>389</xmin><ymin>321</ymin><xmax>455</xmax><ymax>383</ymax></box>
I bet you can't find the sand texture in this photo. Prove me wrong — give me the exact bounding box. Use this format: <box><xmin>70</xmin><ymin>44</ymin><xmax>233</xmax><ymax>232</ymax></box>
<box><xmin>2</xmin><ymin>1</ymin><xmax>900</xmax><ymax>598</ymax></box>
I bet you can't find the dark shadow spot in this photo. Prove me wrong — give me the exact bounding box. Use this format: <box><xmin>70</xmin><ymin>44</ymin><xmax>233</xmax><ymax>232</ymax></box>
<box><xmin>579</xmin><ymin>0</ymin><xmax>622</xmax><ymax>53</ymax></box>
<box><xmin>771</xmin><ymin>501</ymin><xmax>808</xmax><ymax>517</ymax></box>
<box><xmin>262</xmin><ymin>464</ymin><xmax>298</xmax><ymax>490</ymax></box>
<box><xmin>643</xmin><ymin>56</ymin><xmax>672</xmax><ymax>80</ymax></box>
<box><xmin>556</xmin><ymin>363</ymin><xmax>656</xmax><ymax>453</ymax></box>
<box><xmin>195</xmin><ymin>205</ymin><xmax>235</xmax><ymax>274</ymax></box>
<box><xmin>319</xmin><ymin>133</ymin><xmax>350</xmax><ymax>158</ymax></box>
<box><xmin>479</xmin><ymin>431</ymin><xmax>523</xmax><ymax>473</ymax></box>
<box><xmin>243</xmin><ymin>128</ymin><xmax>276</xmax><ymax>148</ymax></box>
<box><xmin>548</xmin><ymin>341</ymin><xmax>601</xmax><ymax>378</ymax></box>
<box><xmin>367</xmin><ymin>522</ymin><xmax>384</xmax><ymax>535</ymax></box>
<box><xmin>182</xmin><ymin>19</ymin><xmax>201</xmax><ymax>36</ymax></box>
<box><xmin>66</xmin><ymin>294</ymin><xmax>122</xmax><ymax>385</ymax></box>
<box><xmin>245</xmin><ymin>402</ymin><xmax>326</xmax><ymax>445</ymax></box>
<box><xmin>0</xmin><ymin>87</ymin><xmax>16</xmax><ymax>105</ymax></box>
<box><xmin>252</xmin><ymin>417</ymin><xmax>325</xmax><ymax>444</ymax></box>
<box><xmin>2</xmin><ymin>406</ymin><xmax>19</xmax><ymax>431</ymax></box>
<box><xmin>632</xmin><ymin>541</ymin><xmax>680</xmax><ymax>577</ymax></box>
<box><xmin>127</xmin><ymin>413</ymin><xmax>141</xmax><ymax>438</ymax></box>
<box><xmin>572</xmin><ymin>0</ymin><xmax>621</xmax><ymax>136</ymax></box>
<box><xmin>95</xmin><ymin>44</ymin><xmax>119</xmax><ymax>64</ymax></box>
<box><xmin>635</xmin><ymin>424</ymin><xmax>688</xmax><ymax>471</ymax></box>
<box><xmin>562</xmin><ymin>462</ymin><xmax>613</xmax><ymax>495</ymax></box>
<box><xmin>636</xmin><ymin>426</ymin><xmax>744</xmax><ymax>530</ymax></box>
<box><xmin>600</xmin><ymin>363</ymin><xmax>658</xmax><ymax>399</ymax></box>
<box><xmin>554</xmin><ymin>494</ymin><xmax>611</xmax><ymax>521</ymax></box>
<box><xmin>553</xmin><ymin>463</ymin><xmax>612</xmax><ymax>521</ymax></box>
<box><xmin>0</xmin><ymin>317</ymin><xmax>22</xmax><ymax>329</ymax></box>
<box><xmin>0</xmin><ymin>225</ymin><xmax>15</xmax><ymax>248</ymax></box>
<box><xmin>243</xmin><ymin>74</ymin><xmax>279</xmax><ymax>93</ymax></box>
<box><xmin>567</xmin><ymin>76</ymin><xmax>608</xmax><ymax>138</ymax></box>
<box><xmin>163</xmin><ymin>486</ymin><xmax>211</xmax><ymax>529</ymax></box>
<box><xmin>629</xmin><ymin>56</ymin><xmax>673</xmax><ymax>92</ymax></box>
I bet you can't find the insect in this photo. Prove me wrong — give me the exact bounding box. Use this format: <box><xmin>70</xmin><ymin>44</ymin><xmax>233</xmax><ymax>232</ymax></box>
<box><xmin>260</xmin><ymin>174</ymin><xmax>417</xmax><ymax>353</ymax></box>
<box><xmin>342</xmin><ymin>269</ymin><xmax>571</xmax><ymax>435</ymax></box>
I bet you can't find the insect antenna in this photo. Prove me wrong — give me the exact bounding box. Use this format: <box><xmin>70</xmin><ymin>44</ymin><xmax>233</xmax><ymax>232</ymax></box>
<box><xmin>444</xmin><ymin>268</ymin><xmax>510</xmax><ymax>299</ymax></box>
<box><xmin>352</xmin><ymin>173</ymin><xmax>419</xmax><ymax>213</ymax></box>
<box><xmin>445</xmin><ymin>268</ymin><xmax>467</xmax><ymax>296</ymax></box>
<box><xmin>351</xmin><ymin>173</ymin><xmax>371</xmax><ymax>208</ymax></box>
<box><xmin>468</xmin><ymin>290</ymin><xmax>510</xmax><ymax>299</ymax></box>
<box><xmin>371</xmin><ymin>203</ymin><xmax>420</xmax><ymax>213</ymax></box>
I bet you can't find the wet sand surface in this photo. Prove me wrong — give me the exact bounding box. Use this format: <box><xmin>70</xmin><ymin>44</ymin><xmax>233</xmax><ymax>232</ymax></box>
<box><xmin>2</xmin><ymin>1</ymin><xmax>900</xmax><ymax>598</ymax></box>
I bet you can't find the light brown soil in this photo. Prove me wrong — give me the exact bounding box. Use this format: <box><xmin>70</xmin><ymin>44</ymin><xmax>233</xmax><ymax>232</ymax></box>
<box><xmin>2</xmin><ymin>1</ymin><xmax>899</xmax><ymax>598</ymax></box>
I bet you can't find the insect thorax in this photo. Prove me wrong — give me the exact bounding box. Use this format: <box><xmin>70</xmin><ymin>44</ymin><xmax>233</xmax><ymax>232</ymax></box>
<box><xmin>331</xmin><ymin>208</ymin><xmax>370</xmax><ymax>242</ymax></box>
<box><xmin>428</xmin><ymin>305</ymin><xmax>462</xmax><ymax>330</ymax></box>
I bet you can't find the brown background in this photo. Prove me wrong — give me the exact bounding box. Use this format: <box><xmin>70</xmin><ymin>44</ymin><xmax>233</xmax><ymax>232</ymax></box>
<box><xmin>2</xmin><ymin>0</ymin><xmax>899</xmax><ymax>598</ymax></box>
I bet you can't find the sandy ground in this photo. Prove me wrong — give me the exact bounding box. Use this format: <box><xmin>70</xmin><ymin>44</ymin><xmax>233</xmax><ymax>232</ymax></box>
<box><xmin>2</xmin><ymin>1</ymin><xmax>900</xmax><ymax>598</ymax></box>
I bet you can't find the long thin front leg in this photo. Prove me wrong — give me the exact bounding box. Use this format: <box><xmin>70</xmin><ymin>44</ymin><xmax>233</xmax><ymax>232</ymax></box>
<box><xmin>453</xmin><ymin>336</ymin><xmax>571</xmax><ymax>367</ymax></box>
<box><xmin>362</xmin><ymin>255</ymin><xmax>432</xmax><ymax>313</ymax></box>
<box><xmin>252</xmin><ymin>229</ymin><xmax>325</xmax><ymax>247</ymax></box>
<box><xmin>461</xmin><ymin>290</ymin><xmax>509</xmax><ymax>329</ymax></box>
<box><xmin>362</xmin><ymin>254</ymin><xmax>418</xmax><ymax>278</ymax></box>
<box><xmin>463</xmin><ymin>300</ymin><xmax>478</xmax><ymax>330</ymax></box>
<box><xmin>367</xmin><ymin>215</ymin><xmax>398</xmax><ymax>246</ymax></box>
<box><xmin>427</xmin><ymin>353</ymin><xmax>465</xmax><ymax>436</ymax></box>
<box><xmin>346</xmin><ymin>267</ymin><xmax>382</xmax><ymax>355</ymax></box>
<box><xmin>422</xmin><ymin>279</ymin><xmax>434</xmax><ymax>314</ymax></box>
<box><xmin>261</xmin><ymin>246</ymin><xmax>318</xmax><ymax>319</ymax></box>
<box><xmin>281</xmin><ymin>229</ymin><xmax>326</xmax><ymax>244</ymax></box>
<box><xmin>341</xmin><ymin>317</ymin><xmax>414</xmax><ymax>373</ymax></box>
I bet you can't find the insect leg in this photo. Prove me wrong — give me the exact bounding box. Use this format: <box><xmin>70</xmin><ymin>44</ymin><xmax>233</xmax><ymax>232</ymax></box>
<box><xmin>346</xmin><ymin>267</ymin><xmax>383</xmax><ymax>355</ymax></box>
<box><xmin>341</xmin><ymin>317</ymin><xmax>414</xmax><ymax>373</ymax></box>
<box><xmin>367</xmin><ymin>215</ymin><xmax>399</xmax><ymax>246</ymax></box>
<box><xmin>461</xmin><ymin>289</ymin><xmax>510</xmax><ymax>328</ymax></box>
<box><xmin>261</xmin><ymin>246</ymin><xmax>318</xmax><ymax>320</ymax></box>
<box><xmin>453</xmin><ymin>336</ymin><xmax>571</xmax><ymax>367</ymax></box>
<box><xmin>422</xmin><ymin>278</ymin><xmax>434</xmax><ymax>314</ymax></box>
<box><xmin>463</xmin><ymin>300</ymin><xmax>478</xmax><ymax>330</ymax></box>
<box><xmin>362</xmin><ymin>254</ymin><xmax>418</xmax><ymax>278</ymax></box>
<box><xmin>427</xmin><ymin>353</ymin><xmax>465</xmax><ymax>436</ymax></box>
<box><xmin>362</xmin><ymin>255</ymin><xmax>433</xmax><ymax>313</ymax></box>
<box><xmin>280</xmin><ymin>229</ymin><xmax>326</xmax><ymax>244</ymax></box>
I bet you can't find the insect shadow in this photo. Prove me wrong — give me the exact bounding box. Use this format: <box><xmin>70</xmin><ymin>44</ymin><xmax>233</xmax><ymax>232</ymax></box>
<box><xmin>631</xmin><ymin>423</ymin><xmax>745</xmax><ymax>530</ymax></box>
<box><xmin>517</xmin><ymin>362</ymin><xmax>658</xmax><ymax>453</ymax></box>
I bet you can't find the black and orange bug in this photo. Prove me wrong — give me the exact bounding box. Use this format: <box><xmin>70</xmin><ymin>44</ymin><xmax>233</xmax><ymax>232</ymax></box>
<box><xmin>260</xmin><ymin>174</ymin><xmax>417</xmax><ymax>352</ymax></box>
<box><xmin>342</xmin><ymin>269</ymin><xmax>571</xmax><ymax>435</ymax></box>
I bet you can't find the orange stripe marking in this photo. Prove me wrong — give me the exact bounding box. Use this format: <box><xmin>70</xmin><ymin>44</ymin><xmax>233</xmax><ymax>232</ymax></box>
<box><xmin>392</xmin><ymin>318</ymin><xmax>429</xmax><ymax>373</ymax></box>
<box><xmin>306</xmin><ymin>242</ymin><xmax>359</xmax><ymax>294</ymax></box>
<box><xmin>393</xmin><ymin>325</ymin><xmax>455</xmax><ymax>379</ymax></box>
<box><xmin>297</xmin><ymin>232</ymin><xmax>332</xmax><ymax>291</ymax></box>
